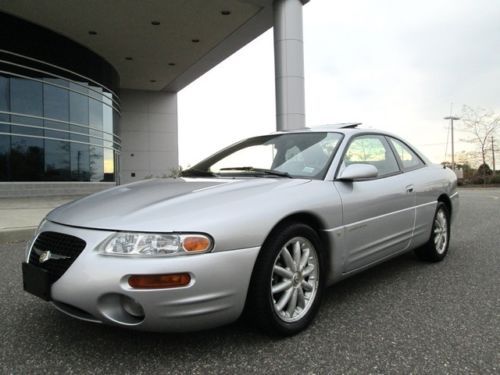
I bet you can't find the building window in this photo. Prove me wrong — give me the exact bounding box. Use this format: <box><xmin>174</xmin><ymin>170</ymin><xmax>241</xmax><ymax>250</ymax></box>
<box><xmin>0</xmin><ymin>58</ymin><xmax>120</xmax><ymax>182</ymax></box>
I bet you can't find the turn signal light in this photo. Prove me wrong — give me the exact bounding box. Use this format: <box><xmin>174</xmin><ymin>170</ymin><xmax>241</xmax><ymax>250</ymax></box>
<box><xmin>182</xmin><ymin>235</ymin><xmax>211</xmax><ymax>252</ymax></box>
<box><xmin>128</xmin><ymin>273</ymin><xmax>191</xmax><ymax>289</ymax></box>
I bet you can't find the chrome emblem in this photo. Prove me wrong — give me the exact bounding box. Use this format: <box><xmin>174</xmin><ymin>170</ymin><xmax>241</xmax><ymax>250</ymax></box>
<box><xmin>39</xmin><ymin>251</ymin><xmax>51</xmax><ymax>263</ymax></box>
<box><xmin>33</xmin><ymin>248</ymin><xmax>71</xmax><ymax>263</ymax></box>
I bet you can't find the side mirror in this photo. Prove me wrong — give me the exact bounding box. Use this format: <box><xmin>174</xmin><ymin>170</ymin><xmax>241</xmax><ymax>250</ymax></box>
<box><xmin>337</xmin><ymin>163</ymin><xmax>378</xmax><ymax>181</ymax></box>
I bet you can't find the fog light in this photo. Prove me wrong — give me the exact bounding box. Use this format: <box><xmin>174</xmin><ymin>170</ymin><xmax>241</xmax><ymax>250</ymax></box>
<box><xmin>120</xmin><ymin>295</ymin><xmax>145</xmax><ymax>318</ymax></box>
<box><xmin>128</xmin><ymin>273</ymin><xmax>191</xmax><ymax>289</ymax></box>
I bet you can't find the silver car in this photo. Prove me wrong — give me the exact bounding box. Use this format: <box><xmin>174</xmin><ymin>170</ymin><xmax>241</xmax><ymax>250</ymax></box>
<box><xmin>22</xmin><ymin>124</ymin><xmax>458</xmax><ymax>336</ymax></box>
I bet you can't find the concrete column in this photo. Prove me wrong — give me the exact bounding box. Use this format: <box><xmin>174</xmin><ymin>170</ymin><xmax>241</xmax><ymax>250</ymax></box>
<box><xmin>273</xmin><ymin>0</ymin><xmax>307</xmax><ymax>131</ymax></box>
<box><xmin>120</xmin><ymin>90</ymin><xmax>178</xmax><ymax>184</ymax></box>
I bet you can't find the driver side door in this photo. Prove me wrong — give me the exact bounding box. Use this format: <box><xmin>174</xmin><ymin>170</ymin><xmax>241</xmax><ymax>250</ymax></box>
<box><xmin>334</xmin><ymin>135</ymin><xmax>416</xmax><ymax>272</ymax></box>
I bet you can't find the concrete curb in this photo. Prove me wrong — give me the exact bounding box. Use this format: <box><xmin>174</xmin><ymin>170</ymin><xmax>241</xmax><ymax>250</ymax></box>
<box><xmin>0</xmin><ymin>227</ymin><xmax>35</xmax><ymax>244</ymax></box>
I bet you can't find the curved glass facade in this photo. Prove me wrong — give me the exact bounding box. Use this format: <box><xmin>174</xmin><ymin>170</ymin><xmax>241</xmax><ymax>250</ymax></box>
<box><xmin>0</xmin><ymin>14</ymin><xmax>120</xmax><ymax>182</ymax></box>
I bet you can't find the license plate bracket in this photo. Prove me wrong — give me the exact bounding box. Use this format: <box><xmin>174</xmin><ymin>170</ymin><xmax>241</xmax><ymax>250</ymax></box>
<box><xmin>22</xmin><ymin>262</ymin><xmax>51</xmax><ymax>301</ymax></box>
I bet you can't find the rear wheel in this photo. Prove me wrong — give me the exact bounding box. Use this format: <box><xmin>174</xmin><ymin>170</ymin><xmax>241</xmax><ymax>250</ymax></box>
<box><xmin>415</xmin><ymin>202</ymin><xmax>450</xmax><ymax>262</ymax></box>
<box><xmin>247</xmin><ymin>223</ymin><xmax>325</xmax><ymax>336</ymax></box>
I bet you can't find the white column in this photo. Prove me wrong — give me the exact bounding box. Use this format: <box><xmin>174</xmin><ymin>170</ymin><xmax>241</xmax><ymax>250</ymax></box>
<box><xmin>120</xmin><ymin>90</ymin><xmax>178</xmax><ymax>184</ymax></box>
<box><xmin>274</xmin><ymin>0</ymin><xmax>307</xmax><ymax>131</ymax></box>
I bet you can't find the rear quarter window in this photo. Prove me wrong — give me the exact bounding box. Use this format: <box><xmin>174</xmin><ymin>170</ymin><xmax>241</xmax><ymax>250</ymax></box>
<box><xmin>388</xmin><ymin>137</ymin><xmax>425</xmax><ymax>171</ymax></box>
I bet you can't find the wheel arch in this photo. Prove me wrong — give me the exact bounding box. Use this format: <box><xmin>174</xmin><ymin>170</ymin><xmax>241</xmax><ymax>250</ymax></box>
<box><xmin>437</xmin><ymin>194</ymin><xmax>452</xmax><ymax>217</ymax></box>
<box><xmin>243</xmin><ymin>212</ymin><xmax>330</xmax><ymax>333</ymax></box>
<box><xmin>260</xmin><ymin>211</ymin><xmax>332</xmax><ymax>278</ymax></box>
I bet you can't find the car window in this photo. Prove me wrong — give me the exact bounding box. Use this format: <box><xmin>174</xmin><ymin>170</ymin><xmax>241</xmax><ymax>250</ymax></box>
<box><xmin>210</xmin><ymin>144</ymin><xmax>275</xmax><ymax>172</ymax></box>
<box><xmin>274</xmin><ymin>133</ymin><xmax>340</xmax><ymax>176</ymax></box>
<box><xmin>342</xmin><ymin>135</ymin><xmax>400</xmax><ymax>177</ymax></box>
<box><xmin>205</xmin><ymin>132</ymin><xmax>342</xmax><ymax>179</ymax></box>
<box><xmin>388</xmin><ymin>137</ymin><xmax>424</xmax><ymax>171</ymax></box>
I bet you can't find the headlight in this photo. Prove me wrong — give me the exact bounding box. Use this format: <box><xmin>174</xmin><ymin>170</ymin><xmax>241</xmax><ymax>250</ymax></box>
<box><xmin>96</xmin><ymin>232</ymin><xmax>213</xmax><ymax>257</ymax></box>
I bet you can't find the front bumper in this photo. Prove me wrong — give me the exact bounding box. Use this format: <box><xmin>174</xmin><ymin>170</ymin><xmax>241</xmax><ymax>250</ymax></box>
<box><xmin>26</xmin><ymin>221</ymin><xmax>260</xmax><ymax>332</ymax></box>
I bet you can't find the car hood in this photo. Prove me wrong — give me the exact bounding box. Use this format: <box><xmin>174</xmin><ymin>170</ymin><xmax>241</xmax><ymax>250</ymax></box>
<box><xmin>47</xmin><ymin>177</ymin><xmax>311</xmax><ymax>232</ymax></box>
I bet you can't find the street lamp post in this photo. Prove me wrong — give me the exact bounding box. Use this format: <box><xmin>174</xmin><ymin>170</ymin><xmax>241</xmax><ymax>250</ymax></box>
<box><xmin>444</xmin><ymin>116</ymin><xmax>460</xmax><ymax>170</ymax></box>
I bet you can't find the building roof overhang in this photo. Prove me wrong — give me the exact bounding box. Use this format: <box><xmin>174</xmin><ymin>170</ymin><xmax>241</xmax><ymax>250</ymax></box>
<box><xmin>0</xmin><ymin>0</ymin><xmax>274</xmax><ymax>92</ymax></box>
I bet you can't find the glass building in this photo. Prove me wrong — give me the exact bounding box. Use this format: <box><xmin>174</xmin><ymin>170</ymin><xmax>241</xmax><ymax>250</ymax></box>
<box><xmin>0</xmin><ymin>0</ymin><xmax>288</xmax><ymax>190</ymax></box>
<box><xmin>0</xmin><ymin>13</ymin><xmax>120</xmax><ymax>183</ymax></box>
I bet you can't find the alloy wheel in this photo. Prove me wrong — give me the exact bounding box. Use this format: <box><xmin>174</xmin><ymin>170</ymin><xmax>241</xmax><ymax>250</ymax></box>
<box><xmin>434</xmin><ymin>208</ymin><xmax>448</xmax><ymax>254</ymax></box>
<box><xmin>270</xmin><ymin>236</ymin><xmax>319</xmax><ymax>323</ymax></box>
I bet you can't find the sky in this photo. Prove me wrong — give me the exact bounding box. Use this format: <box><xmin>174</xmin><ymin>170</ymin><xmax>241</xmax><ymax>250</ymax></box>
<box><xmin>178</xmin><ymin>0</ymin><xmax>500</xmax><ymax>168</ymax></box>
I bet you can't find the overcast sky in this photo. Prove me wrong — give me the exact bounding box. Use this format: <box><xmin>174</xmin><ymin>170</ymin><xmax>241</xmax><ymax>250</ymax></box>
<box><xmin>178</xmin><ymin>0</ymin><xmax>500</xmax><ymax>167</ymax></box>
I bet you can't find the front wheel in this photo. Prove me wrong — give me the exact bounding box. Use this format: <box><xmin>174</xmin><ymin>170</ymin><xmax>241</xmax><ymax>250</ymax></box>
<box><xmin>246</xmin><ymin>223</ymin><xmax>325</xmax><ymax>336</ymax></box>
<box><xmin>415</xmin><ymin>202</ymin><xmax>450</xmax><ymax>262</ymax></box>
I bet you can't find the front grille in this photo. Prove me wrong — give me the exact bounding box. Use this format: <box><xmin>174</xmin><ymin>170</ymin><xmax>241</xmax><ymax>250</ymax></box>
<box><xmin>28</xmin><ymin>231</ymin><xmax>86</xmax><ymax>283</ymax></box>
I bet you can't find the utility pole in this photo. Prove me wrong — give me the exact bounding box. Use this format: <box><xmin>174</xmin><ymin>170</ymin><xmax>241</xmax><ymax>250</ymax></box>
<box><xmin>444</xmin><ymin>116</ymin><xmax>460</xmax><ymax>170</ymax></box>
<box><xmin>492</xmin><ymin>136</ymin><xmax>496</xmax><ymax>173</ymax></box>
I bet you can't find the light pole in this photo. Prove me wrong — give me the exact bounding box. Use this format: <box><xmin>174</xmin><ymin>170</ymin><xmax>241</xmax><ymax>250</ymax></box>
<box><xmin>492</xmin><ymin>136</ymin><xmax>496</xmax><ymax>173</ymax></box>
<box><xmin>444</xmin><ymin>116</ymin><xmax>460</xmax><ymax>170</ymax></box>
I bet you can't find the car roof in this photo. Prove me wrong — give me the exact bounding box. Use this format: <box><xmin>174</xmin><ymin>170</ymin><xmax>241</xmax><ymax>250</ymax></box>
<box><xmin>308</xmin><ymin>123</ymin><xmax>362</xmax><ymax>130</ymax></box>
<box><xmin>275</xmin><ymin>123</ymin><xmax>386</xmax><ymax>135</ymax></box>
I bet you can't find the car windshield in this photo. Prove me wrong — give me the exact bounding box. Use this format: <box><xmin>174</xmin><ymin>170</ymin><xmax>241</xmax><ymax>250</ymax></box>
<box><xmin>182</xmin><ymin>132</ymin><xmax>343</xmax><ymax>179</ymax></box>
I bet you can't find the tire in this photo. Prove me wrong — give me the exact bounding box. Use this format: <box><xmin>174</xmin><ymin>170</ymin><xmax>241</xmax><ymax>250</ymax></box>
<box><xmin>246</xmin><ymin>222</ymin><xmax>325</xmax><ymax>336</ymax></box>
<box><xmin>415</xmin><ymin>202</ymin><xmax>450</xmax><ymax>262</ymax></box>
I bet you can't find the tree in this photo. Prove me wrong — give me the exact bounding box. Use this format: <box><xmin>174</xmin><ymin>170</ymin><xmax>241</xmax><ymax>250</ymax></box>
<box><xmin>461</xmin><ymin>106</ymin><xmax>499</xmax><ymax>185</ymax></box>
<box><xmin>476</xmin><ymin>163</ymin><xmax>493</xmax><ymax>176</ymax></box>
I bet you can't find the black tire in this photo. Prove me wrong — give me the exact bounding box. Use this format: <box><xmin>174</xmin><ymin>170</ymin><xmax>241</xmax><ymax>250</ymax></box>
<box><xmin>246</xmin><ymin>222</ymin><xmax>325</xmax><ymax>336</ymax></box>
<box><xmin>415</xmin><ymin>202</ymin><xmax>450</xmax><ymax>262</ymax></box>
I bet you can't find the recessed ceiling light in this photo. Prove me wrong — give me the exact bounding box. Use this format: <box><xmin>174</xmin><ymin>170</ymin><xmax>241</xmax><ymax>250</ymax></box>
<box><xmin>88</xmin><ymin>30</ymin><xmax>97</xmax><ymax>35</ymax></box>
<box><xmin>221</xmin><ymin>10</ymin><xmax>231</xmax><ymax>15</ymax></box>
<box><xmin>150</xmin><ymin>79</ymin><xmax>156</xmax><ymax>83</ymax></box>
<box><xmin>125</xmin><ymin>57</ymin><xmax>133</xmax><ymax>61</ymax></box>
<box><xmin>168</xmin><ymin>62</ymin><xmax>176</xmax><ymax>66</ymax></box>
<box><xmin>151</xmin><ymin>21</ymin><xmax>160</xmax><ymax>26</ymax></box>
<box><xmin>192</xmin><ymin>39</ymin><xmax>200</xmax><ymax>43</ymax></box>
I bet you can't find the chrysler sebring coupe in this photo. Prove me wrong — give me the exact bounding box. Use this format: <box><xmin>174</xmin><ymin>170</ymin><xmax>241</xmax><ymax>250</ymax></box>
<box><xmin>22</xmin><ymin>124</ymin><xmax>458</xmax><ymax>335</ymax></box>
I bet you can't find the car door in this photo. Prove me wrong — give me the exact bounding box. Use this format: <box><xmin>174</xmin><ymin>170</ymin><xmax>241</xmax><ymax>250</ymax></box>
<box><xmin>334</xmin><ymin>134</ymin><xmax>416</xmax><ymax>272</ymax></box>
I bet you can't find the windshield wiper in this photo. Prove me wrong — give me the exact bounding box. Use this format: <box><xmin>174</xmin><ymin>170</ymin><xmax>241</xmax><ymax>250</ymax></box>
<box><xmin>180</xmin><ymin>168</ymin><xmax>216</xmax><ymax>177</ymax></box>
<box><xmin>219</xmin><ymin>167</ymin><xmax>292</xmax><ymax>178</ymax></box>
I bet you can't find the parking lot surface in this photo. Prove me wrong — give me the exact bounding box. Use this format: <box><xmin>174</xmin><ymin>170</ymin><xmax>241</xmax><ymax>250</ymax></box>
<box><xmin>1</xmin><ymin>188</ymin><xmax>498</xmax><ymax>374</ymax></box>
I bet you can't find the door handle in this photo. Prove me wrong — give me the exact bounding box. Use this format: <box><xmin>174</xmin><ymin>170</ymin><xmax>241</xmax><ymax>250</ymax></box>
<box><xmin>405</xmin><ymin>185</ymin><xmax>414</xmax><ymax>193</ymax></box>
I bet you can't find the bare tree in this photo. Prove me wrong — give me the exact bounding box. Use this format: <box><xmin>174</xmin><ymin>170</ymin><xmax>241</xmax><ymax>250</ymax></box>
<box><xmin>460</xmin><ymin>106</ymin><xmax>499</xmax><ymax>185</ymax></box>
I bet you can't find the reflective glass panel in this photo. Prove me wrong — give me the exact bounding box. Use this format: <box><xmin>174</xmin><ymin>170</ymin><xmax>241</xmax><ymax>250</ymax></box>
<box><xmin>0</xmin><ymin>60</ymin><xmax>119</xmax><ymax>182</ymax></box>
<box><xmin>44</xmin><ymin>120</ymin><xmax>69</xmax><ymax>140</ymax></box>
<box><xmin>90</xmin><ymin>146</ymin><xmax>104</xmax><ymax>181</ymax></box>
<box><xmin>69</xmin><ymin>82</ymin><xmax>89</xmax><ymax>143</ymax></box>
<box><xmin>89</xmin><ymin>97</ymin><xmax>103</xmax><ymax>147</ymax></box>
<box><xmin>43</xmin><ymin>79</ymin><xmax>69</xmax><ymax>121</ymax></box>
<box><xmin>0</xmin><ymin>135</ymin><xmax>9</xmax><ymax>180</ymax></box>
<box><xmin>0</xmin><ymin>76</ymin><xmax>9</xmax><ymax>133</ymax></box>
<box><xmin>71</xmin><ymin>143</ymin><xmax>90</xmax><ymax>181</ymax></box>
<box><xmin>103</xmin><ymin>104</ymin><xmax>113</xmax><ymax>135</ymax></box>
<box><xmin>0</xmin><ymin>76</ymin><xmax>8</xmax><ymax>111</ymax></box>
<box><xmin>44</xmin><ymin>139</ymin><xmax>70</xmax><ymax>180</ymax></box>
<box><xmin>10</xmin><ymin>136</ymin><xmax>44</xmax><ymax>180</ymax></box>
<box><xmin>10</xmin><ymin>78</ymin><xmax>43</xmax><ymax>136</ymax></box>
<box><xmin>10</xmin><ymin>78</ymin><xmax>43</xmax><ymax>115</ymax></box>
<box><xmin>103</xmin><ymin>148</ymin><xmax>114</xmax><ymax>181</ymax></box>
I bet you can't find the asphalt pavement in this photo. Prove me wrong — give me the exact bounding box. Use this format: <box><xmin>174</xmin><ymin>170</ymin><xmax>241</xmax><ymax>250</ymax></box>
<box><xmin>0</xmin><ymin>188</ymin><xmax>498</xmax><ymax>374</ymax></box>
